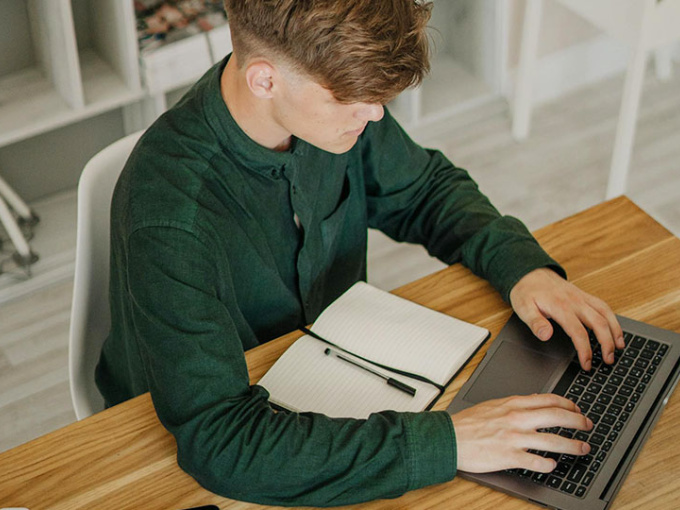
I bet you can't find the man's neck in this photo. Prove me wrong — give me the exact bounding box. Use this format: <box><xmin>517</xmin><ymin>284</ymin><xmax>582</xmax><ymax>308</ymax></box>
<box><xmin>220</xmin><ymin>56</ymin><xmax>292</xmax><ymax>152</ymax></box>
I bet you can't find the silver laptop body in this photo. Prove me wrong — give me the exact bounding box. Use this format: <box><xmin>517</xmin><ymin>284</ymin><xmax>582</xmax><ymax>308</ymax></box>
<box><xmin>447</xmin><ymin>314</ymin><xmax>680</xmax><ymax>510</ymax></box>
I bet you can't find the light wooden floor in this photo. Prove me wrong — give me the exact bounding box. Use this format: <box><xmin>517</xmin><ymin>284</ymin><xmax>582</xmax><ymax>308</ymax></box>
<box><xmin>1</xmin><ymin>66</ymin><xmax>679</xmax><ymax>453</ymax></box>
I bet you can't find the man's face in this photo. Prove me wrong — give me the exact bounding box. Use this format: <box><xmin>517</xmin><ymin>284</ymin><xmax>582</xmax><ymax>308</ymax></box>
<box><xmin>272</xmin><ymin>68</ymin><xmax>385</xmax><ymax>154</ymax></box>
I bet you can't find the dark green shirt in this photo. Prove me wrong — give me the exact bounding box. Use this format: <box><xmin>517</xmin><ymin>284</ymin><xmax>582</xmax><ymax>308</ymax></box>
<box><xmin>96</xmin><ymin>57</ymin><xmax>562</xmax><ymax>506</ymax></box>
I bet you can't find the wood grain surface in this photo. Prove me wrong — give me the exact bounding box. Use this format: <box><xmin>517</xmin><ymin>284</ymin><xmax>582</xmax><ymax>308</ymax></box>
<box><xmin>0</xmin><ymin>197</ymin><xmax>678</xmax><ymax>510</ymax></box>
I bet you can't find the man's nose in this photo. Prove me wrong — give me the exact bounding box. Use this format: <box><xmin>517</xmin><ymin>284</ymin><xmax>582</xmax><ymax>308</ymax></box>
<box><xmin>356</xmin><ymin>104</ymin><xmax>384</xmax><ymax>123</ymax></box>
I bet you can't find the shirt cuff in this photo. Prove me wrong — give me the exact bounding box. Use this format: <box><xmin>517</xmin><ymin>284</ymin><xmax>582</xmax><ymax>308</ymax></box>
<box><xmin>403</xmin><ymin>410</ymin><xmax>457</xmax><ymax>492</ymax></box>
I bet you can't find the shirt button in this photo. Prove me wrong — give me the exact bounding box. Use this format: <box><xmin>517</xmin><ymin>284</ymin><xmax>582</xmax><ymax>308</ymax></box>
<box><xmin>292</xmin><ymin>185</ymin><xmax>298</xmax><ymax>194</ymax></box>
<box><xmin>270</xmin><ymin>169</ymin><xmax>278</xmax><ymax>178</ymax></box>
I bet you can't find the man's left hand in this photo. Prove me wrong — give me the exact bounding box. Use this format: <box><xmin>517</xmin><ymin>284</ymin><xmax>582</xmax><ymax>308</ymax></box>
<box><xmin>509</xmin><ymin>268</ymin><xmax>625</xmax><ymax>371</ymax></box>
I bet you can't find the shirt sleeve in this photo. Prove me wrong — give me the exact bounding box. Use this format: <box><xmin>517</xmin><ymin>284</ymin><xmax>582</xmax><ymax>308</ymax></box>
<box><xmin>362</xmin><ymin>108</ymin><xmax>565</xmax><ymax>301</ymax></box>
<box><xmin>125</xmin><ymin>225</ymin><xmax>456</xmax><ymax>506</ymax></box>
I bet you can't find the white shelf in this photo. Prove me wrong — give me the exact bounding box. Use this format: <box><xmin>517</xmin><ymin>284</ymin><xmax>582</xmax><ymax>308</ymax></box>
<box><xmin>0</xmin><ymin>0</ymin><xmax>141</xmax><ymax>149</ymax></box>
<box><xmin>0</xmin><ymin>67</ymin><xmax>74</xmax><ymax>147</ymax></box>
<box><xmin>79</xmin><ymin>49</ymin><xmax>142</xmax><ymax>110</ymax></box>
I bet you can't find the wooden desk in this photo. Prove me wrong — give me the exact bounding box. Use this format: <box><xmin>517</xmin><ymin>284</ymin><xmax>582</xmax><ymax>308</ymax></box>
<box><xmin>1</xmin><ymin>197</ymin><xmax>679</xmax><ymax>509</ymax></box>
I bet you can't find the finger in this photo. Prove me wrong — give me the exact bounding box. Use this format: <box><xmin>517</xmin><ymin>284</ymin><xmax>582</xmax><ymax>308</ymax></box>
<box><xmin>508</xmin><ymin>406</ymin><xmax>593</xmax><ymax>432</ymax></box>
<box><xmin>514</xmin><ymin>299</ymin><xmax>554</xmax><ymax>341</ymax></box>
<box><xmin>584</xmin><ymin>295</ymin><xmax>625</xmax><ymax>351</ymax></box>
<box><xmin>514</xmin><ymin>450</ymin><xmax>559</xmax><ymax>473</ymax></box>
<box><xmin>577</xmin><ymin>303</ymin><xmax>617</xmax><ymax>364</ymax></box>
<box><xmin>502</xmin><ymin>393</ymin><xmax>581</xmax><ymax>413</ymax></box>
<box><xmin>524</xmin><ymin>431</ymin><xmax>592</xmax><ymax>458</ymax></box>
<box><xmin>546</xmin><ymin>307</ymin><xmax>592</xmax><ymax>371</ymax></box>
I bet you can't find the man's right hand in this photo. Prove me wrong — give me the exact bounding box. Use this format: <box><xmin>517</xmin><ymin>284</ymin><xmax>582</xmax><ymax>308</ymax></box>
<box><xmin>450</xmin><ymin>394</ymin><xmax>593</xmax><ymax>473</ymax></box>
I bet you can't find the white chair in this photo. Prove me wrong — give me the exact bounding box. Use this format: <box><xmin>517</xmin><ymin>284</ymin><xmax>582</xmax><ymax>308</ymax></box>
<box><xmin>513</xmin><ymin>0</ymin><xmax>680</xmax><ymax>199</ymax></box>
<box><xmin>69</xmin><ymin>131</ymin><xmax>143</xmax><ymax>420</ymax></box>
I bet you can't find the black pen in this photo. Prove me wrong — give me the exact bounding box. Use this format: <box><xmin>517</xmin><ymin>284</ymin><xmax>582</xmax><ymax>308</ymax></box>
<box><xmin>324</xmin><ymin>347</ymin><xmax>417</xmax><ymax>397</ymax></box>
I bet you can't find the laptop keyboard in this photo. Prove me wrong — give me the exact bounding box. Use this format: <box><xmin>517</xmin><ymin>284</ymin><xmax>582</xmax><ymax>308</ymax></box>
<box><xmin>507</xmin><ymin>330</ymin><xmax>669</xmax><ymax>498</ymax></box>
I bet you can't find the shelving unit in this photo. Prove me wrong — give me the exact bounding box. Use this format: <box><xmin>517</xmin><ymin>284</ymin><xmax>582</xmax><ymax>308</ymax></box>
<box><xmin>391</xmin><ymin>0</ymin><xmax>506</xmax><ymax>129</ymax></box>
<box><xmin>0</xmin><ymin>0</ymin><xmax>143</xmax><ymax>149</ymax></box>
<box><xmin>0</xmin><ymin>0</ymin><xmax>143</xmax><ymax>275</ymax></box>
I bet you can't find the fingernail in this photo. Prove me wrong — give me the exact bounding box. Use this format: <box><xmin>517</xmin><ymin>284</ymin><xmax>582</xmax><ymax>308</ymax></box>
<box><xmin>538</xmin><ymin>327</ymin><xmax>550</xmax><ymax>340</ymax></box>
<box><xmin>582</xmin><ymin>443</ymin><xmax>591</xmax><ymax>454</ymax></box>
<box><xmin>587</xmin><ymin>417</ymin><xmax>593</xmax><ymax>429</ymax></box>
<box><xmin>607</xmin><ymin>353</ymin><xmax>615</xmax><ymax>364</ymax></box>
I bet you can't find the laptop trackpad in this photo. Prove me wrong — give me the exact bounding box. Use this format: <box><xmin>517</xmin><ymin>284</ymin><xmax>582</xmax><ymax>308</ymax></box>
<box><xmin>463</xmin><ymin>342</ymin><xmax>568</xmax><ymax>404</ymax></box>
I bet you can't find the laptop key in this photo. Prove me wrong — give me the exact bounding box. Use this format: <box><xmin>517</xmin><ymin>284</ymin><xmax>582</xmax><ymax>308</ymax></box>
<box><xmin>576</xmin><ymin>485</ymin><xmax>587</xmax><ymax>498</ymax></box>
<box><xmin>583</xmin><ymin>472</ymin><xmax>595</xmax><ymax>486</ymax></box>
<box><xmin>619</xmin><ymin>385</ymin><xmax>633</xmax><ymax>397</ymax></box>
<box><xmin>582</xmin><ymin>392</ymin><xmax>596</xmax><ymax>404</ymax></box>
<box><xmin>609</xmin><ymin>375</ymin><xmax>623</xmax><ymax>385</ymax></box>
<box><xmin>532</xmin><ymin>471</ymin><xmax>548</xmax><ymax>484</ymax></box>
<box><xmin>603</xmin><ymin>384</ymin><xmax>617</xmax><ymax>395</ymax></box>
<box><xmin>631</xmin><ymin>336</ymin><xmax>647</xmax><ymax>350</ymax></box>
<box><xmin>624</xmin><ymin>376</ymin><xmax>639</xmax><ymax>387</ymax></box>
<box><xmin>640</xmin><ymin>350</ymin><xmax>654</xmax><ymax>360</ymax></box>
<box><xmin>567</xmin><ymin>463</ymin><xmax>588</xmax><ymax>483</ymax></box>
<box><xmin>590</xmin><ymin>433</ymin><xmax>605</xmax><ymax>445</ymax></box>
<box><xmin>635</xmin><ymin>358</ymin><xmax>649</xmax><ymax>369</ymax></box>
<box><xmin>593</xmin><ymin>374</ymin><xmax>608</xmax><ymax>384</ymax></box>
<box><xmin>614</xmin><ymin>366</ymin><xmax>628</xmax><ymax>376</ymax></box>
<box><xmin>554</xmin><ymin>462</ymin><xmax>571</xmax><ymax>477</ymax></box>
<box><xmin>597</xmin><ymin>394</ymin><xmax>612</xmax><ymax>405</ymax></box>
<box><xmin>587</xmin><ymin>383</ymin><xmax>602</xmax><ymax>394</ymax></box>
<box><xmin>646</xmin><ymin>340</ymin><xmax>660</xmax><ymax>351</ymax></box>
<box><xmin>602</xmin><ymin>414</ymin><xmax>616</xmax><ymax>425</ymax></box>
<box><xmin>624</xmin><ymin>348</ymin><xmax>639</xmax><ymax>359</ymax></box>
<box><xmin>575</xmin><ymin>431</ymin><xmax>590</xmax><ymax>442</ymax></box>
<box><xmin>595</xmin><ymin>423</ymin><xmax>611</xmax><ymax>435</ymax></box>
<box><xmin>560</xmin><ymin>481</ymin><xmax>577</xmax><ymax>494</ymax></box>
<box><xmin>588</xmin><ymin>413</ymin><xmax>601</xmax><ymax>424</ymax></box>
<box><xmin>592</xmin><ymin>403</ymin><xmax>607</xmax><ymax>414</ymax></box>
<box><xmin>619</xmin><ymin>357</ymin><xmax>633</xmax><ymax>368</ymax></box>
<box><xmin>547</xmin><ymin>476</ymin><xmax>563</xmax><ymax>489</ymax></box>
<box><xmin>580</xmin><ymin>454</ymin><xmax>594</xmax><ymax>465</ymax></box>
<box><xmin>608</xmin><ymin>404</ymin><xmax>622</xmax><ymax>416</ymax></box>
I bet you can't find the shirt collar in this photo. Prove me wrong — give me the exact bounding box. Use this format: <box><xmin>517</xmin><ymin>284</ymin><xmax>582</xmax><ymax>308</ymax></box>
<box><xmin>202</xmin><ymin>54</ymin><xmax>308</xmax><ymax>178</ymax></box>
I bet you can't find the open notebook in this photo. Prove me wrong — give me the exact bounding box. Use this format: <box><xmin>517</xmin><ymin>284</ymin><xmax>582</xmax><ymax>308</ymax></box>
<box><xmin>257</xmin><ymin>282</ymin><xmax>490</xmax><ymax>419</ymax></box>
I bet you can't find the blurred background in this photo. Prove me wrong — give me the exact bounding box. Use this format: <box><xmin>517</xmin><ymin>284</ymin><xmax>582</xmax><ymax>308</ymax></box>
<box><xmin>1</xmin><ymin>0</ymin><xmax>679</xmax><ymax>452</ymax></box>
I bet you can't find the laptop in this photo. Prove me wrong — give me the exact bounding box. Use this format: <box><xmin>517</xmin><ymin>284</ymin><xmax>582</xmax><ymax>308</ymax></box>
<box><xmin>447</xmin><ymin>313</ymin><xmax>680</xmax><ymax>510</ymax></box>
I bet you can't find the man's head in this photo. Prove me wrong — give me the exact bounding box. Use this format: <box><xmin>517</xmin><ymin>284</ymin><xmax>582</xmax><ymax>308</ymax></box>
<box><xmin>223</xmin><ymin>0</ymin><xmax>432</xmax><ymax>105</ymax></box>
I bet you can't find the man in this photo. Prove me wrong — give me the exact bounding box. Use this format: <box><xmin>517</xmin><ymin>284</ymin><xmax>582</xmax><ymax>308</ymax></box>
<box><xmin>96</xmin><ymin>0</ymin><xmax>624</xmax><ymax>506</ymax></box>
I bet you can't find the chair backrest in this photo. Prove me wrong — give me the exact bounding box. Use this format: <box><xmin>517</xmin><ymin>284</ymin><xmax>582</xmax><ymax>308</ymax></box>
<box><xmin>69</xmin><ymin>131</ymin><xmax>143</xmax><ymax>420</ymax></box>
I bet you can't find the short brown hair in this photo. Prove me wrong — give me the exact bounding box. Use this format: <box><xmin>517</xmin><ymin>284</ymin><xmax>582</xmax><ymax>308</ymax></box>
<box><xmin>223</xmin><ymin>0</ymin><xmax>432</xmax><ymax>104</ymax></box>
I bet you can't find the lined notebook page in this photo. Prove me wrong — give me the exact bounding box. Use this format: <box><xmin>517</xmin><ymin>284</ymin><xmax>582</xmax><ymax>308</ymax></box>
<box><xmin>258</xmin><ymin>336</ymin><xmax>441</xmax><ymax>419</ymax></box>
<box><xmin>311</xmin><ymin>282</ymin><xmax>488</xmax><ymax>386</ymax></box>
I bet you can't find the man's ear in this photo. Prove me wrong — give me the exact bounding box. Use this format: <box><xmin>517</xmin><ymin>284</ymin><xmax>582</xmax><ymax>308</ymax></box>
<box><xmin>245</xmin><ymin>61</ymin><xmax>276</xmax><ymax>99</ymax></box>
